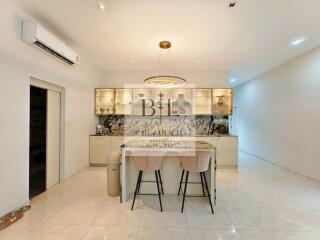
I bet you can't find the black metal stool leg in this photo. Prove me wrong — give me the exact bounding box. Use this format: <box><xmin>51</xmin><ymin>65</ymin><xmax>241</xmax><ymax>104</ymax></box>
<box><xmin>137</xmin><ymin>171</ymin><xmax>143</xmax><ymax>194</ymax></box>
<box><xmin>155</xmin><ymin>171</ymin><xmax>163</xmax><ymax>212</ymax></box>
<box><xmin>178</xmin><ymin>170</ymin><xmax>185</xmax><ymax>196</ymax></box>
<box><xmin>181</xmin><ymin>171</ymin><xmax>189</xmax><ymax>213</ymax></box>
<box><xmin>200</xmin><ymin>172</ymin><xmax>205</xmax><ymax>196</ymax></box>
<box><xmin>131</xmin><ymin>171</ymin><xmax>142</xmax><ymax>211</ymax></box>
<box><xmin>158</xmin><ymin>170</ymin><xmax>164</xmax><ymax>194</ymax></box>
<box><xmin>202</xmin><ymin>172</ymin><xmax>214</xmax><ymax>214</ymax></box>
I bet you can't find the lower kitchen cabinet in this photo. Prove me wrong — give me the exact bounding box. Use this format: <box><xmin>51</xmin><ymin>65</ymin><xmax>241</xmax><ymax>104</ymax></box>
<box><xmin>89</xmin><ymin>136</ymin><xmax>110</xmax><ymax>166</ymax></box>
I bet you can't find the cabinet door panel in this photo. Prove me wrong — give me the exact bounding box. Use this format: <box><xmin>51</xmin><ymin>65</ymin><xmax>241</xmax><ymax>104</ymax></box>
<box><xmin>210</xmin><ymin>137</ymin><xmax>238</xmax><ymax>151</ymax></box>
<box><xmin>114</xmin><ymin>89</ymin><xmax>133</xmax><ymax>115</ymax></box>
<box><xmin>212</xmin><ymin>89</ymin><xmax>233</xmax><ymax>115</ymax></box>
<box><xmin>194</xmin><ymin>89</ymin><xmax>212</xmax><ymax>115</ymax></box>
<box><xmin>216</xmin><ymin>151</ymin><xmax>238</xmax><ymax>166</ymax></box>
<box><xmin>110</xmin><ymin>137</ymin><xmax>125</xmax><ymax>153</ymax></box>
<box><xmin>90</xmin><ymin>136</ymin><xmax>109</xmax><ymax>165</ymax></box>
<box><xmin>95</xmin><ymin>89</ymin><xmax>114</xmax><ymax>115</ymax></box>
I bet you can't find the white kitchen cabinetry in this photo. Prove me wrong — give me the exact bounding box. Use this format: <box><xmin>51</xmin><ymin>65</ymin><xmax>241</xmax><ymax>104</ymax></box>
<box><xmin>89</xmin><ymin>136</ymin><xmax>110</xmax><ymax>166</ymax></box>
<box><xmin>110</xmin><ymin>137</ymin><xmax>125</xmax><ymax>153</ymax></box>
<box><xmin>202</xmin><ymin>136</ymin><xmax>238</xmax><ymax>168</ymax></box>
<box><xmin>90</xmin><ymin>136</ymin><xmax>238</xmax><ymax>168</ymax></box>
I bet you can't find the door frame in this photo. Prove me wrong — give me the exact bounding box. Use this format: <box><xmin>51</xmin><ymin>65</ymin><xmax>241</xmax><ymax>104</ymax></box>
<box><xmin>30</xmin><ymin>77</ymin><xmax>66</xmax><ymax>183</ymax></box>
<box><xmin>232</xmin><ymin>105</ymin><xmax>239</xmax><ymax>136</ymax></box>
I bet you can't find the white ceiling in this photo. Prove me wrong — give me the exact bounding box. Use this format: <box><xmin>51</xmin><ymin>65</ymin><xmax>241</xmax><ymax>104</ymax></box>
<box><xmin>14</xmin><ymin>0</ymin><xmax>320</xmax><ymax>85</ymax></box>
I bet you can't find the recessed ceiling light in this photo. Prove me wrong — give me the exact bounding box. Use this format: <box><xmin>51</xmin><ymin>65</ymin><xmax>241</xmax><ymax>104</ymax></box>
<box><xmin>98</xmin><ymin>2</ymin><xmax>106</xmax><ymax>10</ymax></box>
<box><xmin>230</xmin><ymin>78</ymin><xmax>237</xmax><ymax>83</ymax></box>
<box><xmin>289</xmin><ymin>37</ymin><xmax>306</xmax><ymax>48</ymax></box>
<box><xmin>229</xmin><ymin>1</ymin><xmax>238</xmax><ymax>7</ymax></box>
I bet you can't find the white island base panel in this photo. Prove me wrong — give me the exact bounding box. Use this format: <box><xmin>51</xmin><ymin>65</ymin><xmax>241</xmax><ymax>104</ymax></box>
<box><xmin>121</xmin><ymin>140</ymin><xmax>216</xmax><ymax>205</ymax></box>
<box><xmin>90</xmin><ymin>135</ymin><xmax>237</xmax><ymax>168</ymax></box>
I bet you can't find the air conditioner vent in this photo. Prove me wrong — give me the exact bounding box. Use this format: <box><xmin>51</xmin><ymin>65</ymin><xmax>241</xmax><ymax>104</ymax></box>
<box><xmin>34</xmin><ymin>41</ymin><xmax>74</xmax><ymax>65</ymax></box>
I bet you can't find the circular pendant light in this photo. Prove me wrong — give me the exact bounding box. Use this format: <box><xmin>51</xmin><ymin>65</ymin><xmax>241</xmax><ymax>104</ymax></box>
<box><xmin>144</xmin><ymin>41</ymin><xmax>186</xmax><ymax>88</ymax></box>
<box><xmin>144</xmin><ymin>75</ymin><xmax>186</xmax><ymax>88</ymax></box>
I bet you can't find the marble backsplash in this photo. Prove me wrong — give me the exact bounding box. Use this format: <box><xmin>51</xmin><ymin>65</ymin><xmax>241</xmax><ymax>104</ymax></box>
<box><xmin>99</xmin><ymin>115</ymin><xmax>229</xmax><ymax>136</ymax></box>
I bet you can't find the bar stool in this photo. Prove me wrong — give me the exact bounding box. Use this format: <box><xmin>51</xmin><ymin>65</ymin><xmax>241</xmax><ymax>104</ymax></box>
<box><xmin>130</xmin><ymin>151</ymin><xmax>164</xmax><ymax>212</ymax></box>
<box><xmin>177</xmin><ymin>151</ymin><xmax>214</xmax><ymax>214</ymax></box>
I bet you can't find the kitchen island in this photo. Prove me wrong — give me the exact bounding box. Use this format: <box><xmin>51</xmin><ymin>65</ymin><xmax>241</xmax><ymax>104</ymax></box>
<box><xmin>89</xmin><ymin>135</ymin><xmax>238</xmax><ymax>168</ymax></box>
<box><xmin>121</xmin><ymin>139</ymin><xmax>216</xmax><ymax>204</ymax></box>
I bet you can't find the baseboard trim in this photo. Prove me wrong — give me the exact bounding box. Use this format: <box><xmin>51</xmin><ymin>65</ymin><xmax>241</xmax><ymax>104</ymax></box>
<box><xmin>0</xmin><ymin>201</ymin><xmax>30</xmax><ymax>219</ymax></box>
<box><xmin>90</xmin><ymin>163</ymin><xmax>107</xmax><ymax>167</ymax></box>
<box><xmin>217</xmin><ymin>165</ymin><xmax>237</xmax><ymax>169</ymax></box>
<box><xmin>239</xmin><ymin>149</ymin><xmax>320</xmax><ymax>183</ymax></box>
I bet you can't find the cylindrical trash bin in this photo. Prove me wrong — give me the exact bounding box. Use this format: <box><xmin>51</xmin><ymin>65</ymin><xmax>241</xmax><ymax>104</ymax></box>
<box><xmin>107</xmin><ymin>151</ymin><xmax>121</xmax><ymax>197</ymax></box>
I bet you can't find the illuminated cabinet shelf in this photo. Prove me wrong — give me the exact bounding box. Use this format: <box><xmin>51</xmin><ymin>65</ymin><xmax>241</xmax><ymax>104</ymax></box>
<box><xmin>114</xmin><ymin>89</ymin><xmax>133</xmax><ymax>115</ymax></box>
<box><xmin>95</xmin><ymin>88</ymin><xmax>233</xmax><ymax>116</ymax></box>
<box><xmin>212</xmin><ymin>89</ymin><xmax>233</xmax><ymax>115</ymax></box>
<box><xmin>95</xmin><ymin>89</ymin><xmax>114</xmax><ymax>115</ymax></box>
<box><xmin>194</xmin><ymin>89</ymin><xmax>212</xmax><ymax>115</ymax></box>
<box><xmin>132</xmin><ymin>89</ymin><xmax>152</xmax><ymax>116</ymax></box>
<box><xmin>170</xmin><ymin>89</ymin><xmax>193</xmax><ymax>115</ymax></box>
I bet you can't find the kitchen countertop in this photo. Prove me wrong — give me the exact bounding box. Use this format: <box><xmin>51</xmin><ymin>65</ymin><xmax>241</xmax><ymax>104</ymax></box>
<box><xmin>90</xmin><ymin>134</ymin><xmax>237</xmax><ymax>137</ymax></box>
<box><xmin>122</xmin><ymin>139</ymin><xmax>214</xmax><ymax>149</ymax></box>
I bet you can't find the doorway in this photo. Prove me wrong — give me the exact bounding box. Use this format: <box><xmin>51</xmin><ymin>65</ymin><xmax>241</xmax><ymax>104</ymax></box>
<box><xmin>29</xmin><ymin>86</ymin><xmax>47</xmax><ymax>198</ymax></box>
<box><xmin>29</xmin><ymin>80</ymin><xmax>62</xmax><ymax>199</ymax></box>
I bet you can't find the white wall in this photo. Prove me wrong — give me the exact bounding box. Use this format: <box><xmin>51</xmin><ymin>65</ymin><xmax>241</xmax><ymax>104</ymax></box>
<box><xmin>234</xmin><ymin>47</ymin><xmax>320</xmax><ymax>181</ymax></box>
<box><xmin>0</xmin><ymin>0</ymin><xmax>99</xmax><ymax>216</ymax></box>
<box><xmin>99</xmin><ymin>69</ymin><xmax>229</xmax><ymax>88</ymax></box>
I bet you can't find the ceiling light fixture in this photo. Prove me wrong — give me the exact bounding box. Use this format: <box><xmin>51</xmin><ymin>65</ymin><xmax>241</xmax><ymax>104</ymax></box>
<box><xmin>229</xmin><ymin>1</ymin><xmax>238</xmax><ymax>7</ymax></box>
<box><xmin>145</xmin><ymin>76</ymin><xmax>186</xmax><ymax>88</ymax></box>
<box><xmin>289</xmin><ymin>37</ymin><xmax>306</xmax><ymax>48</ymax></box>
<box><xmin>144</xmin><ymin>41</ymin><xmax>186</xmax><ymax>88</ymax></box>
<box><xmin>230</xmin><ymin>78</ymin><xmax>237</xmax><ymax>83</ymax></box>
<box><xmin>98</xmin><ymin>2</ymin><xmax>106</xmax><ymax>10</ymax></box>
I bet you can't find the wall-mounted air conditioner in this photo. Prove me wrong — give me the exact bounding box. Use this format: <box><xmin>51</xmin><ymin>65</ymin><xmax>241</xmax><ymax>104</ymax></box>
<box><xmin>21</xmin><ymin>20</ymin><xmax>80</xmax><ymax>65</ymax></box>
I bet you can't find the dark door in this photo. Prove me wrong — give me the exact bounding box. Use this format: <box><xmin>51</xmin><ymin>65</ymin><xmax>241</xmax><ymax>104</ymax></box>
<box><xmin>29</xmin><ymin>86</ymin><xmax>47</xmax><ymax>198</ymax></box>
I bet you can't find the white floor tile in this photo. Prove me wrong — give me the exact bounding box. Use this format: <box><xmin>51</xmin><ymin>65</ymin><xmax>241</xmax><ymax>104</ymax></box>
<box><xmin>82</xmin><ymin>226</ymin><xmax>138</xmax><ymax>240</ymax></box>
<box><xmin>239</xmin><ymin>230</ymin><xmax>299</xmax><ymax>240</ymax></box>
<box><xmin>189</xmin><ymin>229</ymin><xmax>242</xmax><ymax>240</ymax></box>
<box><xmin>136</xmin><ymin>227</ymin><xmax>190</xmax><ymax>240</ymax></box>
<box><xmin>2</xmin><ymin>152</ymin><xmax>320</xmax><ymax>240</ymax></box>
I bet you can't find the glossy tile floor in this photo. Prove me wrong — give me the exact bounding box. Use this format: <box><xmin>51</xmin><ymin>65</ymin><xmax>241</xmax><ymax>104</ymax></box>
<box><xmin>1</xmin><ymin>151</ymin><xmax>320</xmax><ymax>240</ymax></box>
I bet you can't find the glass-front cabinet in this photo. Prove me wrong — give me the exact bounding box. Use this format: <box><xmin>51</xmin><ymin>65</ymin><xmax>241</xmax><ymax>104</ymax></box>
<box><xmin>95</xmin><ymin>88</ymin><xmax>233</xmax><ymax>116</ymax></box>
<box><xmin>170</xmin><ymin>89</ymin><xmax>193</xmax><ymax>115</ymax></box>
<box><xmin>132</xmin><ymin>89</ymin><xmax>152</xmax><ymax>115</ymax></box>
<box><xmin>114</xmin><ymin>89</ymin><xmax>133</xmax><ymax>115</ymax></box>
<box><xmin>95</xmin><ymin>89</ymin><xmax>114</xmax><ymax>115</ymax></box>
<box><xmin>212</xmin><ymin>89</ymin><xmax>233</xmax><ymax>115</ymax></box>
<box><xmin>194</xmin><ymin>89</ymin><xmax>212</xmax><ymax>115</ymax></box>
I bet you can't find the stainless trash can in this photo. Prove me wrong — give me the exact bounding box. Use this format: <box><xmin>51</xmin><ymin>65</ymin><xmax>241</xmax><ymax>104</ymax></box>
<box><xmin>107</xmin><ymin>151</ymin><xmax>121</xmax><ymax>197</ymax></box>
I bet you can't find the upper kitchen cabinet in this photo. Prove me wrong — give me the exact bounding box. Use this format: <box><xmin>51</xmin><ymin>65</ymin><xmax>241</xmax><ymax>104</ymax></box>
<box><xmin>114</xmin><ymin>89</ymin><xmax>133</xmax><ymax>115</ymax></box>
<box><xmin>170</xmin><ymin>88</ymin><xmax>193</xmax><ymax>115</ymax></box>
<box><xmin>95</xmin><ymin>88</ymin><xmax>233</xmax><ymax>116</ymax></box>
<box><xmin>95</xmin><ymin>89</ymin><xmax>115</xmax><ymax>115</ymax></box>
<box><xmin>212</xmin><ymin>89</ymin><xmax>233</xmax><ymax>115</ymax></box>
<box><xmin>194</xmin><ymin>89</ymin><xmax>212</xmax><ymax>115</ymax></box>
<box><xmin>149</xmin><ymin>88</ymin><xmax>171</xmax><ymax>116</ymax></box>
<box><xmin>132</xmin><ymin>88</ymin><xmax>152</xmax><ymax>115</ymax></box>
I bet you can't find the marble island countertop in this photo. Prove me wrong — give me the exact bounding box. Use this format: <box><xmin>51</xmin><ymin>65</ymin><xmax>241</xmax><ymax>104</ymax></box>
<box><xmin>91</xmin><ymin>134</ymin><xmax>237</xmax><ymax>137</ymax></box>
<box><xmin>122</xmin><ymin>139</ymin><xmax>214</xmax><ymax>149</ymax></box>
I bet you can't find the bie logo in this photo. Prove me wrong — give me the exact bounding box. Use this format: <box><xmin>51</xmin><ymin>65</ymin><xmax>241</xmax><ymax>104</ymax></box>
<box><xmin>142</xmin><ymin>93</ymin><xmax>171</xmax><ymax>116</ymax></box>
